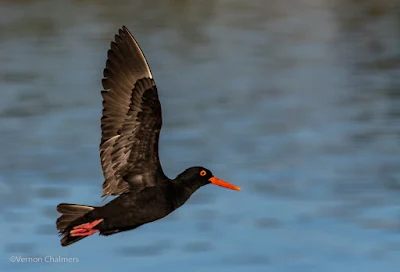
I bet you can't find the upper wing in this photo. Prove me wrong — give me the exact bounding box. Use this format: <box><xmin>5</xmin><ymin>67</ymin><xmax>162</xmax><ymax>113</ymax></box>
<box><xmin>100</xmin><ymin>26</ymin><xmax>166</xmax><ymax>197</ymax></box>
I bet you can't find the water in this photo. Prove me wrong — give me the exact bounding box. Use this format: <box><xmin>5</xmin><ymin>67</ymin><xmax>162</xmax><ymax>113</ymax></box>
<box><xmin>1</xmin><ymin>0</ymin><xmax>399</xmax><ymax>271</ymax></box>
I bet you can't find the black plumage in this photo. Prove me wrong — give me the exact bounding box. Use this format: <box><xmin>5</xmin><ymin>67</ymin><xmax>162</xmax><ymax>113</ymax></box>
<box><xmin>56</xmin><ymin>26</ymin><xmax>240</xmax><ymax>247</ymax></box>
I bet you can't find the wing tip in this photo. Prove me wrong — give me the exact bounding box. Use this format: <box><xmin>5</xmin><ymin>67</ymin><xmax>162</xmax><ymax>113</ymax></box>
<box><xmin>111</xmin><ymin>25</ymin><xmax>153</xmax><ymax>79</ymax></box>
<box><xmin>116</xmin><ymin>25</ymin><xmax>131</xmax><ymax>42</ymax></box>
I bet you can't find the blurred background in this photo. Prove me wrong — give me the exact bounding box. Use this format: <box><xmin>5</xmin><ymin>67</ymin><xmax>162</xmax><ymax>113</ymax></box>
<box><xmin>0</xmin><ymin>0</ymin><xmax>400</xmax><ymax>271</ymax></box>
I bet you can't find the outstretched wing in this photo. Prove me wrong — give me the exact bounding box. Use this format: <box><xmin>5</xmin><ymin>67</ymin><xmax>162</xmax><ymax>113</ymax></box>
<box><xmin>100</xmin><ymin>26</ymin><xmax>166</xmax><ymax>197</ymax></box>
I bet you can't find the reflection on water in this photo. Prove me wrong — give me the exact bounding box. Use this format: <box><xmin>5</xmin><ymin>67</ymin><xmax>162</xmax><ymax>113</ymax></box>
<box><xmin>0</xmin><ymin>0</ymin><xmax>399</xmax><ymax>271</ymax></box>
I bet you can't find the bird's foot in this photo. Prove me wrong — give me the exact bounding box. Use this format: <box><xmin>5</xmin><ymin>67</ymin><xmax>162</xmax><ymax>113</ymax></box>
<box><xmin>70</xmin><ymin>219</ymin><xmax>104</xmax><ymax>237</ymax></box>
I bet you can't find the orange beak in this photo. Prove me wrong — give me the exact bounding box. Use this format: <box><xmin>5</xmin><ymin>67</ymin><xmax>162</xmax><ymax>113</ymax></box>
<box><xmin>209</xmin><ymin>176</ymin><xmax>241</xmax><ymax>191</ymax></box>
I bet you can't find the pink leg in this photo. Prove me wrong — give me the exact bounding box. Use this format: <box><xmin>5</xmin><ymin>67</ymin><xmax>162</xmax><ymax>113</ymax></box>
<box><xmin>70</xmin><ymin>228</ymin><xmax>99</xmax><ymax>236</ymax></box>
<box><xmin>70</xmin><ymin>219</ymin><xmax>104</xmax><ymax>237</ymax></box>
<box><xmin>72</xmin><ymin>219</ymin><xmax>104</xmax><ymax>230</ymax></box>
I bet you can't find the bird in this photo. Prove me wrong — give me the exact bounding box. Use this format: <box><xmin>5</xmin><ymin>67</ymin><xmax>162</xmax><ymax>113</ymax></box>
<box><xmin>56</xmin><ymin>26</ymin><xmax>241</xmax><ymax>247</ymax></box>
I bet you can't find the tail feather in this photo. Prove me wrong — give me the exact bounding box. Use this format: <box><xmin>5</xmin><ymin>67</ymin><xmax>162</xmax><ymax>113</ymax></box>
<box><xmin>56</xmin><ymin>203</ymin><xmax>95</xmax><ymax>247</ymax></box>
<box><xmin>60</xmin><ymin>234</ymin><xmax>86</xmax><ymax>247</ymax></box>
<box><xmin>57</xmin><ymin>203</ymin><xmax>94</xmax><ymax>215</ymax></box>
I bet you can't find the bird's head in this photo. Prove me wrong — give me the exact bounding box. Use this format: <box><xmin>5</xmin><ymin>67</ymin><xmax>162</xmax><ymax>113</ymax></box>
<box><xmin>180</xmin><ymin>166</ymin><xmax>241</xmax><ymax>191</ymax></box>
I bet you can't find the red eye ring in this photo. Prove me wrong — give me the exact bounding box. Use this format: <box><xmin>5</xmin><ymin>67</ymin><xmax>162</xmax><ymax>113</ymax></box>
<box><xmin>200</xmin><ymin>170</ymin><xmax>207</xmax><ymax>176</ymax></box>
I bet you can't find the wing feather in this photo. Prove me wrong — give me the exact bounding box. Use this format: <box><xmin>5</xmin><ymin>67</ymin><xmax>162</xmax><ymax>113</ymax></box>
<box><xmin>99</xmin><ymin>27</ymin><xmax>165</xmax><ymax>197</ymax></box>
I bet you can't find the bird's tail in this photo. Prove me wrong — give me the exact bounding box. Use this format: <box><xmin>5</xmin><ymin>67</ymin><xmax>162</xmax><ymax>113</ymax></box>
<box><xmin>56</xmin><ymin>203</ymin><xmax>96</xmax><ymax>247</ymax></box>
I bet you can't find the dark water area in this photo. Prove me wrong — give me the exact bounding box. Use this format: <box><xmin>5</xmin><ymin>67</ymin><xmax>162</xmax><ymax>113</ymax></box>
<box><xmin>0</xmin><ymin>0</ymin><xmax>399</xmax><ymax>271</ymax></box>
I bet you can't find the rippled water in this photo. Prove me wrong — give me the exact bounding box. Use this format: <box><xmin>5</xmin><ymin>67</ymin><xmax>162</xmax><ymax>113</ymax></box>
<box><xmin>1</xmin><ymin>0</ymin><xmax>399</xmax><ymax>271</ymax></box>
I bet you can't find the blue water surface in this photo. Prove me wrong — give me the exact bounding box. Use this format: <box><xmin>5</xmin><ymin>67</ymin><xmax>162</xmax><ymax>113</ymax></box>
<box><xmin>0</xmin><ymin>1</ymin><xmax>399</xmax><ymax>271</ymax></box>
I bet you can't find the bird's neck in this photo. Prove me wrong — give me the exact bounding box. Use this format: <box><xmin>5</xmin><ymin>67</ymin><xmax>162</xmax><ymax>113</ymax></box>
<box><xmin>169</xmin><ymin>179</ymin><xmax>202</xmax><ymax>209</ymax></box>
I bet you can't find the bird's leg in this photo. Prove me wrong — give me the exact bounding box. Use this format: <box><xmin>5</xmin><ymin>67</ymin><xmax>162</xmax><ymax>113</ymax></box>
<box><xmin>70</xmin><ymin>219</ymin><xmax>104</xmax><ymax>237</ymax></box>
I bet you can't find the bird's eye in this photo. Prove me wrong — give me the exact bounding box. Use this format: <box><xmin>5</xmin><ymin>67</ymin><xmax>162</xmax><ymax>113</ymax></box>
<box><xmin>200</xmin><ymin>170</ymin><xmax>207</xmax><ymax>176</ymax></box>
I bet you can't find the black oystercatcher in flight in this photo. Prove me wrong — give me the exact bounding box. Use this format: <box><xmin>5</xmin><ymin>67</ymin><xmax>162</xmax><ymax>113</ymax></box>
<box><xmin>56</xmin><ymin>26</ymin><xmax>240</xmax><ymax>247</ymax></box>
